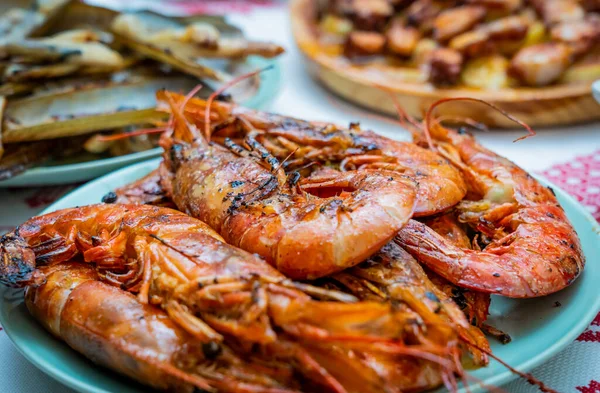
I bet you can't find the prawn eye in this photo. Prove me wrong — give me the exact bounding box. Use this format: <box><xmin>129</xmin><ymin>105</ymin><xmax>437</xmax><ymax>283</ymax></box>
<box><xmin>101</xmin><ymin>192</ymin><xmax>118</xmax><ymax>204</ymax></box>
<box><xmin>170</xmin><ymin>144</ymin><xmax>184</xmax><ymax>167</ymax></box>
<box><xmin>201</xmin><ymin>341</ymin><xmax>222</xmax><ymax>359</ymax></box>
<box><xmin>215</xmin><ymin>92</ymin><xmax>233</xmax><ymax>102</ymax></box>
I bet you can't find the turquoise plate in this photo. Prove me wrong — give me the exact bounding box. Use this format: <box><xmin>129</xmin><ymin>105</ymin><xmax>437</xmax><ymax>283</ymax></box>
<box><xmin>1</xmin><ymin>159</ymin><xmax>599</xmax><ymax>393</ymax></box>
<box><xmin>0</xmin><ymin>56</ymin><xmax>282</xmax><ymax>188</ymax></box>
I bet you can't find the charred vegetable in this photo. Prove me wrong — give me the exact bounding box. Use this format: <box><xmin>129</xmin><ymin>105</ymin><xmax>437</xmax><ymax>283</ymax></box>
<box><xmin>2</xmin><ymin>76</ymin><xmax>197</xmax><ymax>142</ymax></box>
<box><xmin>112</xmin><ymin>13</ymin><xmax>284</xmax><ymax>80</ymax></box>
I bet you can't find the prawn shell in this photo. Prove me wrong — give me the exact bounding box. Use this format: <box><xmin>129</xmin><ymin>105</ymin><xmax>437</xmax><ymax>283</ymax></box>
<box><xmin>25</xmin><ymin>263</ymin><xmax>199</xmax><ymax>392</ymax></box>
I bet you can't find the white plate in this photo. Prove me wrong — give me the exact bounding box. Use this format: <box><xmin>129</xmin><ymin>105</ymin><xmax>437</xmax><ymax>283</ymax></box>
<box><xmin>0</xmin><ymin>56</ymin><xmax>282</xmax><ymax>187</ymax></box>
<box><xmin>0</xmin><ymin>158</ymin><xmax>599</xmax><ymax>393</ymax></box>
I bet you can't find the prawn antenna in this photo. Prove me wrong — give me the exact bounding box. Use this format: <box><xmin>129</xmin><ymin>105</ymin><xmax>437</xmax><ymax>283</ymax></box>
<box><xmin>376</xmin><ymin>85</ymin><xmax>424</xmax><ymax>137</ymax></box>
<box><xmin>165</xmin><ymin>91</ymin><xmax>203</xmax><ymax>143</ymax></box>
<box><xmin>277</xmin><ymin>148</ymin><xmax>299</xmax><ymax>173</ymax></box>
<box><xmin>425</xmin><ymin>97</ymin><xmax>536</xmax><ymax>144</ymax></box>
<box><xmin>204</xmin><ymin>65</ymin><xmax>275</xmax><ymax>141</ymax></box>
<box><xmin>181</xmin><ymin>84</ymin><xmax>204</xmax><ymax>113</ymax></box>
<box><xmin>459</xmin><ymin>335</ymin><xmax>558</xmax><ymax>393</ymax></box>
<box><xmin>434</xmin><ymin>115</ymin><xmax>489</xmax><ymax>132</ymax></box>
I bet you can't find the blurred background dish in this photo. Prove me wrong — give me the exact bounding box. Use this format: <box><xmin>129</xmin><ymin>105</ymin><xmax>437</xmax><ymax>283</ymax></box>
<box><xmin>0</xmin><ymin>0</ymin><xmax>284</xmax><ymax>186</ymax></box>
<box><xmin>291</xmin><ymin>0</ymin><xmax>600</xmax><ymax>127</ymax></box>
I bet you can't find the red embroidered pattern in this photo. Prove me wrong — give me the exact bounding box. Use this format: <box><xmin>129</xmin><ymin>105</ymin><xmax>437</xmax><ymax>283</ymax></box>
<box><xmin>577</xmin><ymin>330</ymin><xmax>600</xmax><ymax>343</ymax></box>
<box><xmin>577</xmin><ymin>380</ymin><xmax>600</xmax><ymax>393</ymax></box>
<box><xmin>577</xmin><ymin>312</ymin><xmax>600</xmax><ymax>342</ymax></box>
<box><xmin>542</xmin><ymin>150</ymin><xmax>600</xmax><ymax>221</ymax></box>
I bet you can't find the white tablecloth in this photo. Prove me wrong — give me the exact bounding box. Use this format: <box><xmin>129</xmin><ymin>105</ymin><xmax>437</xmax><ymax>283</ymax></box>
<box><xmin>0</xmin><ymin>2</ymin><xmax>599</xmax><ymax>392</ymax></box>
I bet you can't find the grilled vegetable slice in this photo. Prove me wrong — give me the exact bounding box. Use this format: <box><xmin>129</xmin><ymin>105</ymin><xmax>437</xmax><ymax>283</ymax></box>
<box><xmin>0</xmin><ymin>0</ymin><xmax>71</xmax><ymax>47</ymax></box>
<box><xmin>3</xmin><ymin>62</ymin><xmax>80</xmax><ymax>82</ymax></box>
<box><xmin>2</xmin><ymin>76</ymin><xmax>197</xmax><ymax>142</ymax></box>
<box><xmin>4</xmin><ymin>29</ymin><xmax>125</xmax><ymax>68</ymax></box>
<box><xmin>112</xmin><ymin>13</ymin><xmax>283</xmax><ymax>81</ymax></box>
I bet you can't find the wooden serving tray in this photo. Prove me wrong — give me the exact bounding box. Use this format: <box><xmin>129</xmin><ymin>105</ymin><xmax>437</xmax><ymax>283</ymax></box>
<box><xmin>290</xmin><ymin>0</ymin><xmax>600</xmax><ymax>128</ymax></box>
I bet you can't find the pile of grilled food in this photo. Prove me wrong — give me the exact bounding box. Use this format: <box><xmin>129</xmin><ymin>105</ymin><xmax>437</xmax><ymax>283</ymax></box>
<box><xmin>0</xmin><ymin>0</ymin><xmax>283</xmax><ymax>180</ymax></box>
<box><xmin>315</xmin><ymin>0</ymin><xmax>600</xmax><ymax>88</ymax></box>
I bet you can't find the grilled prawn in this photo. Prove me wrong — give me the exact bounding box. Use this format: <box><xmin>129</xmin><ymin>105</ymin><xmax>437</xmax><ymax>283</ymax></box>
<box><xmin>25</xmin><ymin>263</ymin><xmax>302</xmax><ymax>393</ymax></box>
<box><xmin>158</xmin><ymin>92</ymin><xmax>467</xmax><ymax>217</ymax></box>
<box><xmin>396</xmin><ymin>99</ymin><xmax>585</xmax><ymax>298</ymax></box>
<box><xmin>329</xmin><ymin>241</ymin><xmax>491</xmax><ymax>368</ymax></box>
<box><xmin>157</xmin><ymin>91</ymin><xmax>417</xmax><ymax>279</ymax></box>
<box><xmin>0</xmin><ymin>203</ymin><xmax>466</xmax><ymax>393</ymax></box>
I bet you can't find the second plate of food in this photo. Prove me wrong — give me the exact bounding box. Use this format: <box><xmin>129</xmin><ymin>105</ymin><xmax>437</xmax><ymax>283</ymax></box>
<box><xmin>0</xmin><ymin>158</ymin><xmax>599</xmax><ymax>393</ymax></box>
<box><xmin>291</xmin><ymin>0</ymin><xmax>600</xmax><ymax>127</ymax></box>
<box><xmin>0</xmin><ymin>0</ymin><xmax>283</xmax><ymax>187</ymax></box>
<box><xmin>0</xmin><ymin>56</ymin><xmax>281</xmax><ymax>187</ymax></box>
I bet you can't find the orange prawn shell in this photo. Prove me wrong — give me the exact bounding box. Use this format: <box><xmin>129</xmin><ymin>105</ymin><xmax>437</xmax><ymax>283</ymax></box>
<box><xmin>159</xmin><ymin>91</ymin><xmax>467</xmax><ymax>218</ymax></box>
<box><xmin>25</xmin><ymin>263</ymin><xmax>204</xmax><ymax>393</ymax></box>
<box><xmin>161</xmin><ymin>124</ymin><xmax>418</xmax><ymax>279</ymax></box>
<box><xmin>397</xmin><ymin>120</ymin><xmax>585</xmax><ymax>298</ymax></box>
<box><xmin>8</xmin><ymin>203</ymin><xmax>470</xmax><ymax>393</ymax></box>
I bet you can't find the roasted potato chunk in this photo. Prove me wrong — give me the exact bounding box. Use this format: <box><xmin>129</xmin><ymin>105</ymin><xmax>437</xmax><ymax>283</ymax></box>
<box><xmin>534</xmin><ymin>0</ymin><xmax>585</xmax><ymax>26</ymax></box>
<box><xmin>522</xmin><ymin>20</ymin><xmax>547</xmax><ymax>47</ymax></box>
<box><xmin>482</xmin><ymin>16</ymin><xmax>530</xmax><ymax>41</ymax></box>
<box><xmin>346</xmin><ymin>0</ymin><xmax>393</xmax><ymax>31</ymax></box>
<box><xmin>427</xmin><ymin>47</ymin><xmax>463</xmax><ymax>85</ymax></box>
<box><xmin>449</xmin><ymin>30</ymin><xmax>492</xmax><ymax>57</ymax></box>
<box><xmin>550</xmin><ymin>17</ymin><xmax>600</xmax><ymax>56</ymax></box>
<box><xmin>386</xmin><ymin>20</ymin><xmax>420</xmax><ymax>57</ymax></box>
<box><xmin>559</xmin><ymin>61</ymin><xmax>600</xmax><ymax>83</ymax></box>
<box><xmin>406</xmin><ymin>0</ymin><xmax>442</xmax><ymax>32</ymax></box>
<box><xmin>412</xmin><ymin>38</ymin><xmax>438</xmax><ymax>65</ymax></box>
<box><xmin>465</xmin><ymin>0</ymin><xmax>522</xmax><ymax>12</ymax></box>
<box><xmin>433</xmin><ymin>6</ymin><xmax>486</xmax><ymax>42</ymax></box>
<box><xmin>345</xmin><ymin>30</ymin><xmax>386</xmax><ymax>56</ymax></box>
<box><xmin>509</xmin><ymin>42</ymin><xmax>572</xmax><ymax>85</ymax></box>
<box><xmin>320</xmin><ymin>14</ymin><xmax>354</xmax><ymax>36</ymax></box>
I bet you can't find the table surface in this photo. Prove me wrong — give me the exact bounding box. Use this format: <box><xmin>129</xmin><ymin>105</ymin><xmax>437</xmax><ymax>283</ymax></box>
<box><xmin>1</xmin><ymin>2</ymin><xmax>599</xmax><ymax>393</ymax></box>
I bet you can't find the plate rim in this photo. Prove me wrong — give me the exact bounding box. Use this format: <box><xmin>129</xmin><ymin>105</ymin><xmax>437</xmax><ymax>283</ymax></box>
<box><xmin>0</xmin><ymin>56</ymin><xmax>282</xmax><ymax>187</ymax></box>
<box><xmin>1</xmin><ymin>158</ymin><xmax>600</xmax><ymax>393</ymax></box>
